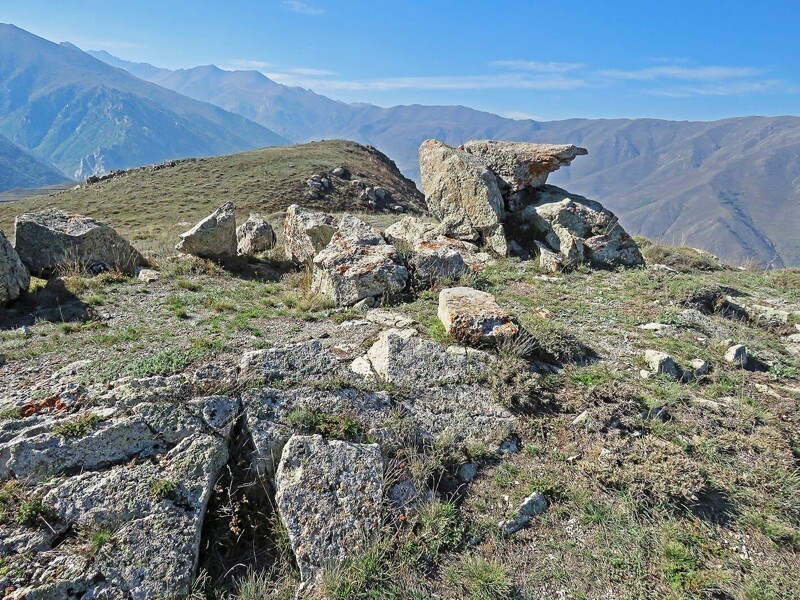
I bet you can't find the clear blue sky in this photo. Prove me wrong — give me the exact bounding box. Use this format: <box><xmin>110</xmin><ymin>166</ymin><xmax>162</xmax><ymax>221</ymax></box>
<box><xmin>4</xmin><ymin>0</ymin><xmax>799</xmax><ymax>121</ymax></box>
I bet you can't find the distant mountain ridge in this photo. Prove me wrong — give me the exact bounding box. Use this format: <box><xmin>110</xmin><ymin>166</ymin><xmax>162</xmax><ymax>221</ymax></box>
<box><xmin>0</xmin><ymin>134</ymin><xmax>68</xmax><ymax>193</ymax></box>
<box><xmin>85</xmin><ymin>49</ymin><xmax>800</xmax><ymax>267</ymax></box>
<box><xmin>0</xmin><ymin>24</ymin><xmax>287</xmax><ymax>181</ymax></box>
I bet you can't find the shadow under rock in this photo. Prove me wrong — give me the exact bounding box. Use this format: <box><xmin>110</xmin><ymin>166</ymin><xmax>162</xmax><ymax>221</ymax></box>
<box><xmin>0</xmin><ymin>279</ymin><xmax>91</xmax><ymax>331</ymax></box>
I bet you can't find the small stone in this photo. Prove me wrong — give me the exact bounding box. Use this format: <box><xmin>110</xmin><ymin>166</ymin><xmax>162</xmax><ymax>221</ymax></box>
<box><xmin>644</xmin><ymin>350</ymin><xmax>679</xmax><ymax>379</ymax></box>
<box><xmin>690</xmin><ymin>358</ymin><xmax>709</xmax><ymax>377</ymax></box>
<box><xmin>458</xmin><ymin>462</ymin><xmax>478</xmax><ymax>483</ymax></box>
<box><xmin>498</xmin><ymin>491</ymin><xmax>548</xmax><ymax>535</ymax></box>
<box><xmin>724</xmin><ymin>344</ymin><xmax>748</xmax><ymax>367</ymax></box>
<box><xmin>572</xmin><ymin>410</ymin><xmax>590</xmax><ymax>426</ymax></box>
<box><xmin>438</xmin><ymin>287</ymin><xmax>518</xmax><ymax>347</ymax></box>
<box><xmin>136</xmin><ymin>267</ymin><xmax>160</xmax><ymax>283</ymax></box>
<box><xmin>332</xmin><ymin>166</ymin><xmax>350</xmax><ymax>178</ymax></box>
<box><xmin>498</xmin><ymin>437</ymin><xmax>519</xmax><ymax>454</ymax></box>
<box><xmin>638</xmin><ymin>323</ymin><xmax>671</xmax><ymax>333</ymax></box>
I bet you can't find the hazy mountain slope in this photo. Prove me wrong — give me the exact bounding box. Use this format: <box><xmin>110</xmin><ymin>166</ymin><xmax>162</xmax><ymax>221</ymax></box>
<box><xmin>84</xmin><ymin>49</ymin><xmax>800</xmax><ymax>267</ymax></box>
<box><xmin>0</xmin><ymin>25</ymin><xmax>287</xmax><ymax>179</ymax></box>
<box><xmin>0</xmin><ymin>134</ymin><xmax>69</xmax><ymax>192</ymax></box>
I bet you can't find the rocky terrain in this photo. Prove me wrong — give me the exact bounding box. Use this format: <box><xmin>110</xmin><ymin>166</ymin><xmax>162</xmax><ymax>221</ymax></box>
<box><xmin>1</xmin><ymin>139</ymin><xmax>799</xmax><ymax>599</ymax></box>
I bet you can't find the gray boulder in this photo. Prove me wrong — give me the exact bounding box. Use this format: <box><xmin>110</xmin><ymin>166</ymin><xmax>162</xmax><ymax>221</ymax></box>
<box><xmin>275</xmin><ymin>435</ymin><xmax>383</xmax><ymax>582</ymax></box>
<box><xmin>643</xmin><ymin>350</ymin><xmax>680</xmax><ymax>379</ymax></box>
<box><xmin>510</xmin><ymin>185</ymin><xmax>643</xmax><ymax>269</ymax></box>
<box><xmin>419</xmin><ymin>139</ymin><xmax>508</xmax><ymax>257</ymax></box>
<box><xmin>311</xmin><ymin>215</ymin><xmax>408</xmax><ymax>307</ymax></box>
<box><xmin>236</xmin><ymin>213</ymin><xmax>276</xmax><ymax>256</ymax></box>
<box><xmin>176</xmin><ymin>201</ymin><xmax>237</xmax><ymax>260</ymax></box>
<box><xmin>461</xmin><ymin>140</ymin><xmax>587</xmax><ymax>191</ymax></box>
<box><xmin>1</xmin><ymin>229</ymin><xmax>29</xmax><ymax>305</ymax></box>
<box><xmin>14</xmin><ymin>209</ymin><xmax>145</xmax><ymax>276</ymax></box>
<box><xmin>284</xmin><ymin>204</ymin><xmax>337</xmax><ymax>265</ymax></box>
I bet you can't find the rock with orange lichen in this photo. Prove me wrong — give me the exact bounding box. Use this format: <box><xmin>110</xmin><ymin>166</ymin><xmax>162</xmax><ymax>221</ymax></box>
<box><xmin>438</xmin><ymin>286</ymin><xmax>518</xmax><ymax>347</ymax></box>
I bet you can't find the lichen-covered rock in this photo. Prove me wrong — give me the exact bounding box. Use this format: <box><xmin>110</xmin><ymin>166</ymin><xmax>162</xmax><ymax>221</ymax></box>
<box><xmin>239</xmin><ymin>339</ymin><xmax>348</xmax><ymax>384</ymax></box>
<box><xmin>176</xmin><ymin>201</ymin><xmax>237</xmax><ymax>260</ymax></box>
<box><xmin>409</xmin><ymin>238</ymin><xmax>473</xmax><ymax>285</ymax></box>
<box><xmin>511</xmin><ymin>185</ymin><xmax>643</xmax><ymax>269</ymax></box>
<box><xmin>275</xmin><ymin>435</ymin><xmax>383</xmax><ymax>582</ymax></box>
<box><xmin>311</xmin><ymin>216</ymin><xmax>408</xmax><ymax>306</ymax></box>
<box><xmin>236</xmin><ymin>213</ymin><xmax>276</xmax><ymax>256</ymax></box>
<box><xmin>284</xmin><ymin>204</ymin><xmax>337</xmax><ymax>265</ymax></box>
<box><xmin>438</xmin><ymin>287</ymin><xmax>518</xmax><ymax>346</ymax></box>
<box><xmin>1</xmin><ymin>228</ymin><xmax>29</xmax><ymax>306</ymax></box>
<box><xmin>534</xmin><ymin>240</ymin><xmax>562</xmax><ymax>273</ymax></box>
<box><xmin>384</xmin><ymin>215</ymin><xmax>443</xmax><ymax>247</ymax></box>
<box><xmin>461</xmin><ymin>140</ymin><xmax>587</xmax><ymax>191</ymax></box>
<box><xmin>355</xmin><ymin>328</ymin><xmax>494</xmax><ymax>386</ymax></box>
<box><xmin>418</xmin><ymin>139</ymin><xmax>508</xmax><ymax>257</ymax></box>
<box><xmin>0</xmin><ymin>395</ymin><xmax>237</xmax><ymax>598</ymax></box>
<box><xmin>14</xmin><ymin>209</ymin><xmax>145</xmax><ymax>276</ymax></box>
<box><xmin>243</xmin><ymin>387</ymin><xmax>393</xmax><ymax>477</ymax></box>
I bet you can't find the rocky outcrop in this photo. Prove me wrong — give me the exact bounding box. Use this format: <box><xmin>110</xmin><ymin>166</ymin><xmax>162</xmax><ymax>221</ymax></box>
<box><xmin>176</xmin><ymin>201</ymin><xmax>237</xmax><ymax>260</ymax></box>
<box><xmin>419</xmin><ymin>139</ymin><xmax>508</xmax><ymax>257</ymax></box>
<box><xmin>461</xmin><ymin>140</ymin><xmax>587</xmax><ymax>191</ymax></box>
<box><xmin>438</xmin><ymin>287</ymin><xmax>518</xmax><ymax>347</ymax></box>
<box><xmin>14</xmin><ymin>209</ymin><xmax>145</xmax><ymax>276</ymax></box>
<box><xmin>417</xmin><ymin>139</ymin><xmax>643</xmax><ymax>270</ymax></box>
<box><xmin>311</xmin><ymin>215</ymin><xmax>408</xmax><ymax>307</ymax></box>
<box><xmin>284</xmin><ymin>204</ymin><xmax>337</xmax><ymax>265</ymax></box>
<box><xmin>236</xmin><ymin>213</ymin><xmax>276</xmax><ymax>256</ymax></box>
<box><xmin>275</xmin><ymin>435</ymin><xmax>383</xmax><ymax>582</ymax></box>
<box><xmin>1</xmin><ymin>229</ymin><xmax>29</xmax><ymax>306</ymax></box>
<box><xmin>510</xmin><ymin>185</ymin><xmax>644</xmax><ymax>269</ymax></box>
<box><xmin>0</xmin><ymin>393</ymin><xmax>237</xmax><ymax>597</ymax></box>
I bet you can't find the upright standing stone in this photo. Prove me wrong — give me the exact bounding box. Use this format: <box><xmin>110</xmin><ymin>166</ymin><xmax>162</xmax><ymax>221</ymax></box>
<box><xmin>0</xmin><ymin>229</ymin><xmax>29</xmax><ymax>305</ymax></box>
<box><xmin>176</xmin><ymin>201</ymin><xmax>237</xmax><ymax>260</ymax></box>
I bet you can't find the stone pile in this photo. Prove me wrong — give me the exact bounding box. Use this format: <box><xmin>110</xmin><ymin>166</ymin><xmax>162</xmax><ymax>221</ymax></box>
<box><xmin>417</xmin><ymin>138</ymin><xmax>644</xmax><ymax>271</ymax></box>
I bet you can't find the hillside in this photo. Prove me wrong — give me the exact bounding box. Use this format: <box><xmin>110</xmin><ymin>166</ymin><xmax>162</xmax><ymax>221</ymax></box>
<box><xmin>0</xmin><ymin>140</ymin><xmax>424</xmax><ymax>245</ymax></box>
<box><xmin>0</xmin><ymin>25</ymin><xmax>287</xmax><ymax>180</ymax></box>
<box><xmin>87</xmin><ymin>50</ymin><xmax>800</xmax><ymax>268</ymax></box>
<box><xmin>1</xmin><ymin>215</ymin><xmax>799</xmax><ymax>597</ymax></box>
<box><xmin>0</xmin><ymin>134</ymin><xmax>68</xmax><ymax>192</ymax></box>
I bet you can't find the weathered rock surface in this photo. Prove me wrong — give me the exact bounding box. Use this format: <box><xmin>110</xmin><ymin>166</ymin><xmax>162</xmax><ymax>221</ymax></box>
<box><xmin>311</xmin><ymin>215</ymin><xmax>409</xmax><ymax>306</ymax></box>
<box><xmin>0</xmin><ymin>394</ymin><xmax>237</xmax><ymax>597</ymax></box>
<box><xmin>438</xmin><ymin>287</ymin><xmax>518</xmax><ymax>346</ymax></box>
<box><xmin>384</xmin><ymin>215</ymin><xmax>443</xmax><ymax>248</ymax></box>
<box><xmin>239</xmin><ymin>339</ymin><xmax>348</xmax><ymax>384</ymax></box>
<box><xmin>243</xmin><ymin>387</ymin><xmax>393</xmax><ymax>477</ymax></box>
<box><xmin>419</xmin><ymin>139</ymin><xmax>508</xmax><ymax>257</ymax></box>
<box><xmin>284</xmin><ymin>204</ymin><xmax>337</xmax><ymax>265</ymax></box>
<box><xmin>275</xmin><ymin>435</ymin><xmax>383</xmax><ymax>582</ymax></box>
<box><xmin>355</xmin><ymin>328</ymin><xmax>494</xmax><ymax>386</ymax></box>
<box><xmin>0</xmin><ymin>229</ymin><xmax>29</xmax><ymax>306</ymax></box>
<box><xmin>461</xmin><ymin>140</ymin><xmax>587</xmax><ymax>191</ymax></box>
<box><xmin>14</xmin><ymin>209</ymin><xmax>145</xmax><ymax>276</ymax></box>
<box><xmin>510</xmin><ymin>185</ymin><xmax>644</xmax><ymax>269</ymax></box>
<box><xmin>236</xmin><ymin>213</ymin><xmax>276</xmax><ymax>256</ymax></box>
<box><xmin>176</xmin><ymin>201</ymin><xmax>237</xmax><ymax>260</ymax></box>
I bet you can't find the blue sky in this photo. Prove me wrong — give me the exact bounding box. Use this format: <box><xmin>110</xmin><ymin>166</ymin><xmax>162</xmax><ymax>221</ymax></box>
<box><xmin>5</xmin><ymin>0</ymin><xmax>799</xmax><ymax>121</ymax></box>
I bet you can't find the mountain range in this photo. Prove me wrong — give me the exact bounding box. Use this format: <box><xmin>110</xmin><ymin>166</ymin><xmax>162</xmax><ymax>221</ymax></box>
<box><xmin>0</xmin><ymin>133</ymin><xmax>68</xmax><ymax>193</ymax></box>
<box><xmin>0</xmin><ymin>23</ymin><xmax>796</xmax><ymax>267</ymax></box>
<box><xmin>0</xmin><ymin>24</ymin><xmax>287</xmax><ymax>182</ymax></box>
<box><xmin>86</xmin><ymin>50</ymin><xmax>800</xmax><ymax>268</ymax></box>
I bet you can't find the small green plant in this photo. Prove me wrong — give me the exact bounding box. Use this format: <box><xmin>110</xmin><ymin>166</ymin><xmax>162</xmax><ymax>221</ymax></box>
<box><xmin>401</xmin><ymin>499</ymin><xmax>465</xmax><ymax>565</ymax></box>
<box><xmin>321</xmin><ymin>541</ymin><xmax>396</xmax><ymax>600</ymax></box>
<box><xmin>444</xmin><ymin>555</ymin><xmax>514</xmax><ymax>599</ymax></box>
<box><xmin>89</xmin><ymin>529</ymin><xmax>112</xmax><ymax>553</ymax></box>
<box><xmin>428</xmin><ymin>320</ymin><xmax>451</xmax><ymax>345</ymax></box>
<box><xmin>285</xmin><ymin>409</ymin><xmax>365</xmax><ymax>441</ymax></box>
<box><xmin>16</xmin><ymin>500</ymin><xmax>54</xmax><ymax>526</ymax></box>
<box><xmin>177</xmin><ymin>279</ymin><xmax>202</xmax><ymax>291</ymax></box>
<box><xmin>151</xmin><ymin>479</ymin><xmax>178</xmax><ymax>500</ymax></box>
<box><xmin>52</xmin><ymin>413</ymin><xmax>102</xmax><ymax>438</ymax></box>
